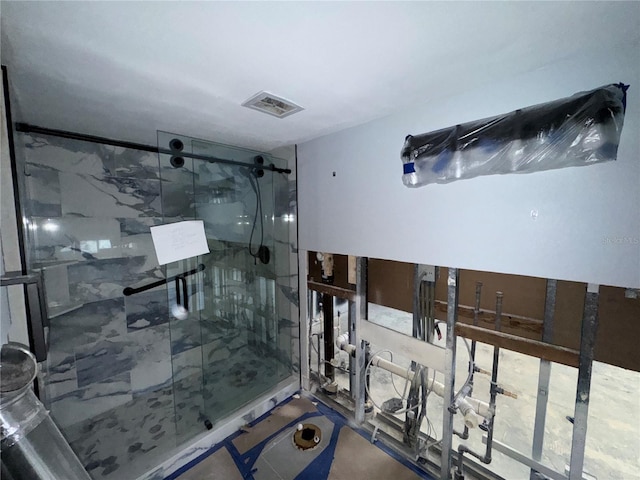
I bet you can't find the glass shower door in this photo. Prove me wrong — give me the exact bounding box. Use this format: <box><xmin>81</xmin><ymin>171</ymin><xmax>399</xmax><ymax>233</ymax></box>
<box><xmin>157</xmin><ymin>132</ymin><xmax>293</xmax><ymax>441</ymax></box>
<box><xmin>193</xmin><ymin>138</ymin><xmax>291</xmax><ymax>424</ymax></box>
<box><xmin>16</xmin><ymin>129</ymin><xmax>295</xmax><ymax>480</ymax></box>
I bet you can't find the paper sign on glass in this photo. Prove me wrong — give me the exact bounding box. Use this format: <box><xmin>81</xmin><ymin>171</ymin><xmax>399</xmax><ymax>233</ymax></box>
<box><xmin>150</xmin><ymin>220</ymin><xmax>210</xmax><ymax>265</ymax></box>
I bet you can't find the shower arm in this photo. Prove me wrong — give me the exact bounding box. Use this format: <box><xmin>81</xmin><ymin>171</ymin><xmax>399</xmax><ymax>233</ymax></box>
<box><xmin>122</xmin><ymin>264</ymin><xmax>205</xmax><ymax>297</ymax></box>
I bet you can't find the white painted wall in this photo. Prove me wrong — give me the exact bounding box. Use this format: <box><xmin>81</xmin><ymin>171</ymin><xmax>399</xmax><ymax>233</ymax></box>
<box><xmin>298</xmin><ymin>39</ymin><xmax>640</xmax><ymax>288</ymax></box>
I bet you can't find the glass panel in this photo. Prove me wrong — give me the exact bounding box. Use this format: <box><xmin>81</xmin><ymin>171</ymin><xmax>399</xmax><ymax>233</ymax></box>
<box><xmin>191</xmin><ymin>138</ymin><xmax>291</xmax><ymax>423</ymax></box>
<box><xmin>158</xmin><ymin>132</ymin><xmax>293</xmax><ymax>433</ymax></box>
<box><xmin>157</xmin><ymin>135</ymin><xmax>205</xmax><ymax>443</ymax></box>
<box><xmin>16</xmin><ymin>130</ymin><xmax>296</xmax><ymax>480</ymax></box>
<box><xmin>17</xmin><ymin>132</ymin><xmax>176</xmax><ymax>479</ymax></box>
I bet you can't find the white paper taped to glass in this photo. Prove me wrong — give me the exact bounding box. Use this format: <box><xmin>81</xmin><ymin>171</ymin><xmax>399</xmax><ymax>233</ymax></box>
<box><xmin>150</xmin><ymin>220</ymin><xmax>210</xmax><ymax>265</ymax></box>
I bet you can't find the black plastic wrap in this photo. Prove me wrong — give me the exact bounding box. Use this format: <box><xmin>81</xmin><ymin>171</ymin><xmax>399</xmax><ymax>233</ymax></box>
<box><xmin>401</xmin><ymin>83</ymin><xmax>628</xmax><ymax>187</ymax></box>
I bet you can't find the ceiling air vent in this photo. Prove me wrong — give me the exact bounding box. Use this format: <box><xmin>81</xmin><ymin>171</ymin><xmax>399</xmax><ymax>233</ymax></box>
<box><xmin>241</xmin><ymin>91</ymin><xmax>303</xmax><ymax>119</ymax></box>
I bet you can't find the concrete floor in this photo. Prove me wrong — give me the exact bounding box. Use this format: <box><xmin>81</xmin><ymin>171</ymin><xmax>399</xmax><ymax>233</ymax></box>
<box><xmin>311</xmin><ymin>302</ymin><xmax>640</xmax><ymax>480</ymax></box>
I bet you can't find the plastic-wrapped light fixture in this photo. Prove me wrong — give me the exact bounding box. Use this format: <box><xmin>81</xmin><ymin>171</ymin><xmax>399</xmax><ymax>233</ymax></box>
<box><xmin>401</xmin><ymin>83</ymin><xmax>629</xmax><ymax>187</ymax></box>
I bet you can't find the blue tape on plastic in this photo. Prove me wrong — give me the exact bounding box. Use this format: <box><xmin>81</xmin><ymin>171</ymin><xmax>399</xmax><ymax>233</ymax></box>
<box><xmin>403</xmin><ymin>162</ymin><xmax>415</xmax><ymax>174</ymax></box>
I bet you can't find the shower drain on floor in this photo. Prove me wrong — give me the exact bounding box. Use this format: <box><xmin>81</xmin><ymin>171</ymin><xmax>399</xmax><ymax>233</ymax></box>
<box><xmin>292</xmin><ymin>423</ymin><xmax>322</xmax><ymax>451</ymax></box>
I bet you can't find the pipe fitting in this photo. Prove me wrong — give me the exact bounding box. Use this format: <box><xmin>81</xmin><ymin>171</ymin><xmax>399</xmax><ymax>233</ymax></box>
<box><xmin>338</xmin><ymin>344</ymin><xmax>491</xmax><ymax>425</ymax></box>
<box><xmin>458</xmin><ymin>398</ymin><xmax>481</xmax><ymax>429</ymax></box>
<box><xmin>336</xmin><ymin>334</ymin><xmax>355</xmax><ymax>356</ymax></box>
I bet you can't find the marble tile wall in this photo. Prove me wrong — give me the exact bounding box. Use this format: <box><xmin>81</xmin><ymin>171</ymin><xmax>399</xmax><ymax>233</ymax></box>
<box><xmin>64</xmin><ymin>384</ymin><xmax>177</xmax><ymax>479</ymax></box>
<box><xmin>19</xmin><ymin>132</ymin><xmax>299</xmax><ymax>480</ymax></box>
<box><xmin>19</xmin><ymin>133</ymin><xmax>170</xmax><ymax>418</ymax></box>
<box><xmin>19</xmin><ymin>133</ymin><xmax>180</xmax><ymax>477</ymax></box>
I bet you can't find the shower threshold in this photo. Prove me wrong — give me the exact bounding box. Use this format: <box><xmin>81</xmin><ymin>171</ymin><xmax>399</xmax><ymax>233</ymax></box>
<box><xmin>134</xmin><ymin>377</ymin><xmax>299</xmax><ymax>480</ymax></box>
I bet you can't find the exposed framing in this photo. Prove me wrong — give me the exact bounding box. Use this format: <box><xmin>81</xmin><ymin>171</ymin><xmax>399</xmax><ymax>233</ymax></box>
<box><xmin>302</xmin><ymin>254</ymin><xmax>610</xmax><ymax>480</ymax></box>
<box><xmin>568</xmin><ymin>284</ymin><xmax>599</xmax><ymax>480</ymax></box>
<box><xmin>530</xmin><ymin>279</ymin><xmax>557</xmax><ymax>480</ymax></box>
<box><xmin>441</xmin><ymin>267</ymin><xmax>460</xmax><ymax>480</ymax></box>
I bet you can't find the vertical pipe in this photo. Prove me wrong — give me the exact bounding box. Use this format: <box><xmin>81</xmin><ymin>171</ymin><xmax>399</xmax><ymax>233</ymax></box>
<box><xmin>441</xmin><ymin>267</ymin><xmax>459</xmax><ymax>480</ymax></box>
<box><xmin>348</xmin><ymin>255</ymin><xmax>357</xmax><ymax>397</ymax></box>
<box><xmin>469</xmin><ymin>282</ymin><xmax>482</xmax><ymax>363</ymax></box>
<box><xmin>459</xmin><ymin>282</ymin><xmax>482</xmax><ymax>441</ymax></box>
<box><xmin>484</xmin><ymin>291</ymin><xmax>503</xmax><ymax>463</ymax></box>
<box><xmin>354</xmin><ymin>257</ymin><xmax>367</xmax><ymax>424</ymax></box>
<box><xmin>421</xmin><ymin>278</ymin><xmax>428</xmax><ymax>341</ymax></box>
<box><xmin>348</xmin><ymin>299</ymin><xmax>356</xmax><ymax>397</ymax></box>
<box><xmin>413</xmin><ymin>264</ymin><xmax>435</xmax><ymax>342</ymax></box>
<box><xmin>427</xmin><ymin>274</ymin><xmax>436</xmax><ymax>344</ymax></box>
<box><xmin>454</xmin><ymin>291</ymin><xmax>503</xmax><ymax>479</ymax></box>
<box><xmin>530</xmin><ymin>279</ymin><xmax>557</xmax><ymax>480</ymax></box>
<box><xmin>568</xmin><ymin>284</ymin><xmax>599</xmax><ymax>480</ymax></box>
<box><xmin>322</xmin><ymin>293</ymin><xmax>335</xmax><ymax>380</ymax></box>
<box><xmin>317</xmin><ymin>333</ymin><xmax>322</xmax><ymax>380</ymax></box>
<box><xmin>469</xmin><ymin>282</ymin><xmax>483</xmax><ymax>392</ymax></box>
<box><xmin>413</xmin><ymin>264</ymin><xmax>422</xmax><ymax>340</ymax></box>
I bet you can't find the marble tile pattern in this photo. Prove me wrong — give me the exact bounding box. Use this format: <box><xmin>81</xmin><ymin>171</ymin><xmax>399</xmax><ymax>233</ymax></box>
<box><xmin>126</xmin><ymin>288</ymin><xmax>169</xmax><ymax>331</ymax></box>
<box><xmin>139</xmin><ymin>380</ymin><xmax>299</xmax><ymax>480</ymax></box>
<box><xmin>64</xmin><ymin>384</ymin><xmax>177</xmax><ymax>478</ymax></box>
<box><xmin>18</xmin><ymin>132</ymin><xmax>299</xmax><ymax>480</ymax></box>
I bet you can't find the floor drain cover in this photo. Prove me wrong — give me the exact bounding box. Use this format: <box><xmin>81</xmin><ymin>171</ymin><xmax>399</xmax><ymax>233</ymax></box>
<box><xmin>293</xmin><ymin>423</ymin><xmax>322</xmax><ymax>451</ymax></box>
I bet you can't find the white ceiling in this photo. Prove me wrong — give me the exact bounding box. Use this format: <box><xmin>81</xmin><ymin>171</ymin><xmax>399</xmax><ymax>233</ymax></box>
<box><xmin>2</xmin><ymin>1</ymin><xmax>639</xmax><ymax>152</ymax></box>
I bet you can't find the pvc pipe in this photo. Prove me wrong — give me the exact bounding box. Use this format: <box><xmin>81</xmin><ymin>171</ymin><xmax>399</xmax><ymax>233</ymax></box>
<box><xmin>371</xmin><ymin>355</ymin><xmax>491</xmax><ymax>420</ymax></box>
<box><xmin>336</xmin><ymin>340</ymin><xmax>491</xmax><ymax>421</ymax></box>
<box><xmin>336</xmin><ymin>334</ymin><xmax>354</xmax><ymax>355</ymax></box>
<box><xmin>462</xmin><ymin>396</ymin><xmax>492</xmax><ymax>420</ymax></box>
<box><xmin>458</xmin><ymin>398</ymin><xmax>481</xmax><ymax>429</ymax></box>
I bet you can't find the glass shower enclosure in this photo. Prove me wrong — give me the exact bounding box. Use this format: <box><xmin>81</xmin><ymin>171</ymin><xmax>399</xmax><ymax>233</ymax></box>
<box><xmin>15</xmin><ymin>130</ymin><xmax>298</xmax><ymax>479</ymax></box>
